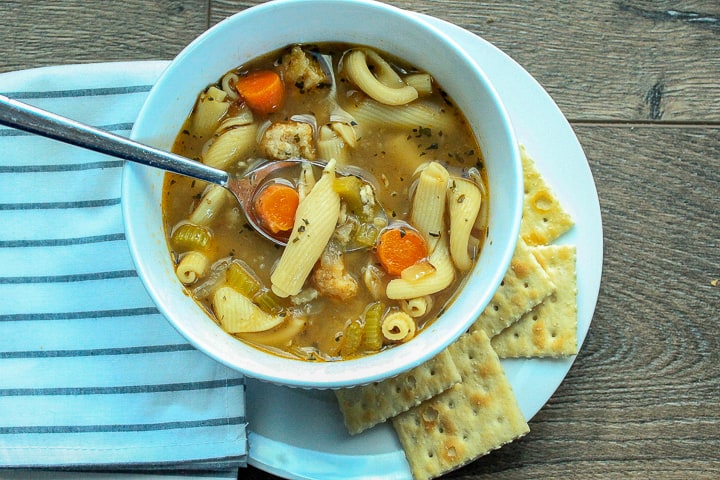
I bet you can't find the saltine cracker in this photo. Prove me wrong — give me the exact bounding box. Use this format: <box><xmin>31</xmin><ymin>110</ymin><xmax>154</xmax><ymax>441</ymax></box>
<box><xmin>392</xmin><ymin>330</ymin><xmax>529</xmax><ymax>480</ymax></box>
<box><xmin>519</xmin><ymin>145</ymin><xmax>574</xmax><ymax>246</ymax></box>
<box><xmin>492</xmin><ymin>244</ymin><xmax>578</xmax><ymax>357</ymax></box>
<box><xmin>335</xmin><ymin>349</ymin><xmax>461</xmax><ymax>435</ymax></box>
<box><xmin>471</xmin><ymin>238</ymin><xmax>555</xmax><ymax>337</ymax></box>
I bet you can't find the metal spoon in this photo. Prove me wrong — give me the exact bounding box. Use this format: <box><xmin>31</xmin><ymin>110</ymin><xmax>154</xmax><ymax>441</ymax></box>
<box><xmin>0</xmin><ymin>93</ymin><xmax>383</xmax><ymax>247</ymax></box>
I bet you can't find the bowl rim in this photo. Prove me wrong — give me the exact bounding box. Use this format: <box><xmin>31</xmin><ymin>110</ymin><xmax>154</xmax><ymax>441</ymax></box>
<box><xmin>122</xmin><ymin>0</ymin><xmax>522</xmax><ymax>389</ymax></box>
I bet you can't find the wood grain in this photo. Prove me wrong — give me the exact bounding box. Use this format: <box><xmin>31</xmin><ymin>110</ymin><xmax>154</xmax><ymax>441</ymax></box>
<box><xmin>212</xmin><ymin>1</ymin><xmax>720</xmax><ymax>122</ymax></box>
<box><xmin>0</xmin><ymin>0</ymin><xmax>208</xmax><ymax>74</ymax></box>
<box><xmin>393</xmin><ymin>0</ymin><xmax>720</xmax><ymax>123</ymax></box>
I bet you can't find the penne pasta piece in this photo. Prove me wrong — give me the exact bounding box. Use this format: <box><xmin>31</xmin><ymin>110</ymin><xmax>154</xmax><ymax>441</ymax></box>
<box><xmin>344</xmin><ymin>49</ymin><xmax>418</xmax><ymax>106</ymax></box>
<box><xmin>403</xmin><ymin>73</ymin><xmax>433</xmax><ymax>96</ymax></box>
<box><xmin>362</xmin><ymin>264</ymin><xmax>386</xmax><ymax>300</ymax></box>
<box><xmin>347</xmin><ymin>99</ymin><xmax>456</xmax><ymax>133</ymax></box>
<box><xmin>297</xmin><ymin>162</ymin><xmax>316</xmax><ymax>201</ymax></box>
<box><xmin>331</xmin><ymin>121</ymin><xmax>358</xmax><ymax>148</ymax></box>
<box><xmin>447</xmin><ymin>177</ymin><xmax>482</xmax><ymax>271</ymax></box>
<box><xmin>271</xmin><ymin>160</ymin><xmax>341</xmax><ymax>298</ymax></box>
<box><xmin>176</xmin><ymin>251</ymin><xmax>209</xmax><ymax>285</ymax></box>
<box><xmin>212</xmin><ymin>285</ymin><xmax>285</xmax><ymax>333</ymax></box>
<box><xmin>317</xmin><ymin>124</ymin><xmax>349</xmax><ymax>165</ymax></box>
<box><xmin>191</xmin><ymin>86</ymin><xmax>230</xmax><ymax>140</ymax></box>
<box><xmin>381</xmin><ymin>310</ymin><xmax>416</xmax><ymax>343</ymax></box>
<box><xmin>468</xmin><ymin>167</ymin><xmax>490</xmax><ymax>232</ymax></box>
<box><xmin>188</xmin><ymin>185</ymin><xmax>231</xmax><ymax>226</ymax></box>
<box><xmin>202</xmin><ymin>123</ymin><xmax>258</xmax><ymax>170</ymax></box>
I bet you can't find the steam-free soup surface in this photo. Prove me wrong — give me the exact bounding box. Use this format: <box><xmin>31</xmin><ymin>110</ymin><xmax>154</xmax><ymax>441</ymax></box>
<box><xmin>163</xmin><ymin>43</ymin><xmax>489</xmax><ymax>361</ymax></box>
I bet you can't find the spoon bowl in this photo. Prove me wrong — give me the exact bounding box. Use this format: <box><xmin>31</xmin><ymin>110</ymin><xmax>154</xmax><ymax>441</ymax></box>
<box><xmin>0</xmin><ymin>93</ymin><xmax>384</xmax><ymax>248</ymax></box>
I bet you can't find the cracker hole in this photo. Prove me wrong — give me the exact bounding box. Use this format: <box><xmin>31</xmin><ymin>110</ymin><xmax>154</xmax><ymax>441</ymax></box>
<box><xmin>532</xmin><ymin>315</ymin><xmax>538</xmax><ymax>321</ymax></box>
<box><xmin>406</xmin><ymin>375</ymin><xmax>417</xmax><ymax>388</ymax></box>
<box><xmin>523</xmin><ymin>282</ymin><xmax>529</xmax><ymax>288</ymax></box>
<box><xmin>422</xmin><ymin>407</ymin><xmax>439</xmax><ymax>423</ymax></box>
<box><xmin>395</xmin><ymin>386</ymin><xmax>402</xmax><ymax>394</ymax></box>
<box><xmin>542</xmin><ymin>217</ymin><xmax>548</xmax><ymax>223</ymax></box>
<box><xmin>513</xmin><ymin>332</ymin><xmax>519</xmax><ymax>338</ymax></box>
<box><xmin>551</xmin><ymin>331</ymin><xmax>557</xmax><ymax>338</ymax></box>
<box><xmin>427</xmin><ymin>451</ymin><xmax>434</xmax><ymax>458</ymax></box>
<box><xmin>500</xmin><ymin>280</ymin><xmax>505</xmax><ymax>286</ymax></box>
<box><xmin>492</xmin><ymin>304</ymin><xmax>499</xmax><ymax>312</ymax></box>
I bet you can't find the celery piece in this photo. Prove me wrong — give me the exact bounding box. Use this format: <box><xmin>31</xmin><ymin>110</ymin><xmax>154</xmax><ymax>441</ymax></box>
<box><xmin>254</xmin><ymin>289</ymin><xmax>283</xmax><ymax>315</ymax></box>
<box><xmin>341</xmin><ymin>320</ymin><xmax>364</xmax><ymax>357</ymax></box>
<box><xmin>334</xmin><ymin>176</ymin><xmax>365</xmax><ymax>216</ymax></box>
<box><xmin>226</xmin><ymin>262</ymin><xmax>261</xmax><ymax>297</ymax></box>
<box><xmin>354</xmin><ymin>222</ymin><xmax>380</xmax><ymax>247</ymax></box>
<box><xmin>171</xmin><ymin>223</ymin><xmax>213</xmax><ymax>253</ymax></box>
<box><xmin>362</xmin><ymin>302</ymin><xmax>385</xmax><ymax>351</ymax></box>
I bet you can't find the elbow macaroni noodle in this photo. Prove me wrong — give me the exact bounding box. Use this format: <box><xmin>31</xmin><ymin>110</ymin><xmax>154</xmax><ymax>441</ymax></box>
<box><xmin>447</xmin><ymin>177</ymin><xmax>482</xmax><ymax>271</ymax></box>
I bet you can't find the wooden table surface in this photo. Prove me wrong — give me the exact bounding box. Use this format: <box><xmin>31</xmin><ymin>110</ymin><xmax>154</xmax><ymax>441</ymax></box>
<box><xmin>2</xmin><ymin>1</ymin><xmax>718</xmax><ymax>479</ymax></box>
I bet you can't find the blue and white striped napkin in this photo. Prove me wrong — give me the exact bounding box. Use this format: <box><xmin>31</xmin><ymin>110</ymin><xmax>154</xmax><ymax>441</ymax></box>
<box><xmin>0</xmin><ymin>62</ymin><xmax>247</xmax><ymax>475</ymax></box>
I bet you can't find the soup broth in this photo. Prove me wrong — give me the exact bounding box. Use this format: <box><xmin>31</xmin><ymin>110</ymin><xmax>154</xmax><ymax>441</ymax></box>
<box><xmin>163</xmin><ymin>43</ymin><xmax>489</xmax><ymax>361</ymax></box>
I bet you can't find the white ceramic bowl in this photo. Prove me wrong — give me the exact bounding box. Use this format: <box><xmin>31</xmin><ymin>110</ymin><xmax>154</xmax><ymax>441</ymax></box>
<box><xmin>122</xmin><ymin>0</ymin><xmax>522</xmax><ymax>388</ymax></box>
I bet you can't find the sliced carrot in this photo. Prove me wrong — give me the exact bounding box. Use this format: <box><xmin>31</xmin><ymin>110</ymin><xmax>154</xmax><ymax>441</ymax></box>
<box><xmin>376</xmin><ymin>226</ymin><xmax>428</xmax><ymax>276</ymax></box>
<box><xmin>236</xmin><ymin>70</ymin><xmax>285</xmax><ymax>114</ymax></box>
<box><xmin>254</xmin><ymin>183</ymin><xmax>300</xmax><ymax>235</ymax></box>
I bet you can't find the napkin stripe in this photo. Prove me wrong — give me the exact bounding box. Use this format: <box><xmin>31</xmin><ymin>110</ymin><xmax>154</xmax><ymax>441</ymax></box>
<box><xmin>0</xmin><ymin>343</ymin><xmax>195</xmax><ymax>359</ymax></box>
<box><xmin>0</xmin><ymin>62</ymin><xmax>247</xmax><ymax>472</ymax></box>
<box><xmin>1</xmin><ymin>269</ymin><xmax>137</xmax><ymax>284</ymax></box>
<box><xmin>0</xmin><ymin>123</ymin><xmax>135</xmax><ymax>138</ymax></box>
<box><xmin>0</xmin><ymin>416</ymin><xmax>247</xmax><ymax>435</ymax></box>
<box><xmin>2</xmin><ymin>378</ymin><xmax>246</xmax><ymax>396</ymax></box>
<box><xmin>0</xmin><ymin>233</ymin><xmax>126</xmax><ymax>248</ymax></box>
<box><xmin>0</xmin><ymin>198</ymin><xmax>121</xmax><ymax>210</ymax></box>
<box><xmin>0</xmin><ymin>306</ymin><xmax>159</xmax><ymax>322</ymax></box>
<box><xmin>0</xmin><ymin>160</ymin><xmax>123</xmax><ymax>173</ymax></box>
<box><xmin>5</xmin><ymin>84</ymin><xmax>154</xmax><ymax>99</ymax></box>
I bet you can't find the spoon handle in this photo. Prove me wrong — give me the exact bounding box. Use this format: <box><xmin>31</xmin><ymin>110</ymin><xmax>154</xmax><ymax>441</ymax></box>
<box><xmin>0</xmin><ymin>93</ymin><xmax>228</xmax><ymax>186</ymax></box>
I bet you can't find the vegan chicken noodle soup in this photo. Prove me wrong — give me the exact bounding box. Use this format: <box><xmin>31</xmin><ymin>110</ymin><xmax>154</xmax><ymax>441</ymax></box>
<box><xmin>162</xmin><ymin>43</ymin><xmax>489</xmax><ymax>361</ymax></box>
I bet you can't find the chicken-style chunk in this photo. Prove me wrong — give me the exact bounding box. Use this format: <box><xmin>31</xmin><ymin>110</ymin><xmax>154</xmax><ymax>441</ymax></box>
<box><xmin>312</xmin><ymin>242</ymin><xmax>358</xmax><ymax>301</ymax></box>
<box><xmin>260</xmin><ymin>120</ymin><xmax>316</xmax><ymax>160</ymax></box>
<box><xmin>280</xmin><ymin>45</ymin><xmax>329</xmax><ymax>93</ymax></box>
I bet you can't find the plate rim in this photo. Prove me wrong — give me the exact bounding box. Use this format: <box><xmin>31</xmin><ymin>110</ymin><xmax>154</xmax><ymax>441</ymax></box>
<box><xmin>246</xmin><ymin>12</ymin><xmax>603</xmax><ymax>480</ymax></box>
